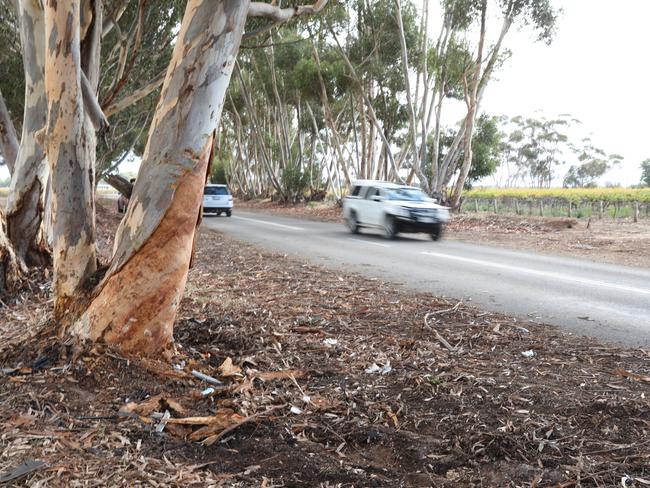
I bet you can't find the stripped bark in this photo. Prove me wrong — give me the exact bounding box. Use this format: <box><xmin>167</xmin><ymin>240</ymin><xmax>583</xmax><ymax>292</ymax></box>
<box><xmin>7</xmin><ymin>0</ymin><xmax>50</xmax><ymax>267</ymax></box>
<box><xmin>70</xmin><ymin>0</ymin><xmax>250</xmax><ymax>354</ymax></box>
<box><xmin>43</xmin><ymin>0</ymin><xmax>97</xmax><ymax>315</ymax></box>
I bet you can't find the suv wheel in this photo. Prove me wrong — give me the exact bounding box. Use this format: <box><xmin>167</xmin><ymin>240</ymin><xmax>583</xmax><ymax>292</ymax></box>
<box><xmin>430</xmin><ymin>223</ymin><xmax>443</xmax><ymax>241</ymax></box>
<box><xmin>226</xmin><ymin>209</ymin><xmax>232</xmax><ymax>217</ymax></box>
<box><xmin>383</xmin><ymin>215</ymin><xmax>397</xmax><ymax>240</ymax></box>
<box><xmin>347</xmin><ymin>211</ymin><xmax>360</xmax><ymax>234</ymax></box>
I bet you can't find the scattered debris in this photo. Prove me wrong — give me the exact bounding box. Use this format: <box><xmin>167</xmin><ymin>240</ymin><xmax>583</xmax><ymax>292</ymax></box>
<box><xmin>521</xmin><ymin>349</ymin><xmax>536</xmax><ymax>358</ymax></box>
<box><xmin>0</xmin><ymin>202</ymin><xmax>649</xmax><ymax>486</ymax></box>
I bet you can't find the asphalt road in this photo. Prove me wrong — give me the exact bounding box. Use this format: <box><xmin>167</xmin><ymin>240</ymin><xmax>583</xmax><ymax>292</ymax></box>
<box><xmin>202</xmin><ymin>210</ymin><xmax>650</xmax><ymax>347</ymax></box>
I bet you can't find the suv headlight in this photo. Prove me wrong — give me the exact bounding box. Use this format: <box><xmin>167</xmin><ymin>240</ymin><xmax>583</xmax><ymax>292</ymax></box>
<box><xmin>396</xmin><ymin>206</ymin><xmax>411</xmax><ymax>218</ymax></box>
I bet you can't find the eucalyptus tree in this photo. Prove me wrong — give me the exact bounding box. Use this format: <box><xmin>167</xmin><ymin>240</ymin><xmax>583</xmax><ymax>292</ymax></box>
<box><xmin>563</xmin><ymin>144</ymin><xmax>623</xmax><ymax>188</ymax></box>
<box><xmin>446</xmin><ymin>0</ymin><xmax>559</xmax><ymax>208</ymax></box>
<box><xmin>0</xmin><ymin>0</ymin><xmax>330</xmax><ymax>356</ymax></box>
<box><xmin>642</xmin><ymin>159</ymin><xmax>650</xmax><ymax>187</ymax></box>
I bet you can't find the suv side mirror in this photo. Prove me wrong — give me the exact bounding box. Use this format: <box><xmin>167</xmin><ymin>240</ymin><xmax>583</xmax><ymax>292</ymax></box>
<box><xmin>371</xmin><ymin>195</ymin><xmax>382</xmax><ymax>202</ymax></box>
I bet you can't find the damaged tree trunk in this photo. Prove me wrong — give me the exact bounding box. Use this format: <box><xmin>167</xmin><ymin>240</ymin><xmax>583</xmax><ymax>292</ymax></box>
<box><xmin>43</xmin><ymin>0</ymin><xmax>97</xmax><ymax>316</ymax></box>
<box><xmin>69</xmin><ymin>0</ymin><xmax>250</xmax><ymax>354</ymax></box>
<box><xmin>6</xmin><ymin>0</ymin><xmax>50</xmax><ymax>267</ymax></box>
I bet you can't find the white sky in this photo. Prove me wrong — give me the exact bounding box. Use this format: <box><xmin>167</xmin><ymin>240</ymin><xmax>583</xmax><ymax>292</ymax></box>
<box><xmin>2</xmin><ymin>1</ymin><xmax>648</xmax><ymax>187</ymax></box>
<box><xmin>466</xmin><ymin>0</ymin><xmax>650</xmax><ymax>186</ymax></box>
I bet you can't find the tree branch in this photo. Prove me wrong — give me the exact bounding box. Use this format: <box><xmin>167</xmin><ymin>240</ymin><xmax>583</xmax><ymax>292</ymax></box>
<box><xmin>104</xmin><ymin>173</ymin><xmax>134</xmax><ymax>198</ymax></box>
<box><xmin>103</xmin><ymin>72</ymin><xmax>165</xmax><ymax>117</ymax></box>
<box><xmin>247</xmin><ymin>0</ymin><xmax>329</xmax><ymax>24</ymax></box>
<box><xmin>81</xmin><ymin>70</ymin><xmax>109</xmax><ymax>131</ymax></box>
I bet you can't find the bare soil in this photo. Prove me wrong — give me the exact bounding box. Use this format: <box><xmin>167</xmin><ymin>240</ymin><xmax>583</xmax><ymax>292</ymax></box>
<box><xmin>236</xmin><ymin>199</ymin><xmax>650</xmax><ymax>269</ymax></box>
<box><xmin>1</xmin><ymin>200</ymin><xmax>649</xmax><ymax>487</ymax></box>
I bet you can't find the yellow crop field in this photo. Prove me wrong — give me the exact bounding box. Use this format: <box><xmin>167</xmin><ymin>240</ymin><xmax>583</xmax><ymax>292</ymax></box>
<box><xmin>465</xmin><ymin>187</ymin><xmax>650</xmax><ymax>203</ymax></box>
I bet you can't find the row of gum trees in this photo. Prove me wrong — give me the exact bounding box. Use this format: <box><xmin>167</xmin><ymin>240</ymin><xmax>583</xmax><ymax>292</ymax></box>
<box><xmin>218</xmin><ymin>0</ymin><xmax>558</xmax><ymax>207</ymax></box>
<box><xmin>0</xmin><ymin>0</ymin><xmax>558</xmax><ymax>357</ymax></box>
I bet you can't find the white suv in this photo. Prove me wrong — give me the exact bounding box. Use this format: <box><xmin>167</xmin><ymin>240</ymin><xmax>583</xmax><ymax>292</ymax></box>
<box><xmin>203</xmin><ymin>184</ymin><xmax>233</xmax><ymax>216</ymax></box>
<box><xmin>343</xmin><ymin>180</ymin><xmax>449</xmax><ymax>240</ymax></box>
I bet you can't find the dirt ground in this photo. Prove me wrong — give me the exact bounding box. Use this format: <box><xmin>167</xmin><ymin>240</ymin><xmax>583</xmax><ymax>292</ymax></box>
<box><xmin>236</xmin><ymin>199</ymin><xmax>650</xmax><ymax>269</ymax></box>
<box><xmin>1</xmin><ymin>200</ymin><xmax>650</xmax><ymax>486</ymax></box>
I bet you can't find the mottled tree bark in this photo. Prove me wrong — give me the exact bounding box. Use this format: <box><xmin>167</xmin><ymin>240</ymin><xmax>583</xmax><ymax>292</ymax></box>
<box><xmin>0</xmin><ymin>90</ymin><xmax>19</xmax><ymax>173</ymax></box>
<box><xmin>70</xmin><ymin>0</ymin><xmax>250</xmax><ymax>354</ymax></box>
<box><xmin>43</xmin><ymin>0</ymin><xmax>97</xmax><ymax>315</ymax></box>
<box><xmin>6</xmin><ymin>0</ymin><xmax>50</xmax><ymax>267</ymax></box>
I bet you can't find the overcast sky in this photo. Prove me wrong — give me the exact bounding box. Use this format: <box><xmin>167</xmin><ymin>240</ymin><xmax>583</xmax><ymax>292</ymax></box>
<box><xmin>467</xmin><ymin>0</ymin><xmax>649</xmax><ymax>186</ymax></box>
<box><xmin>2</xmin><ymin>1</ymin><xmax>647</xmax><ymax>187</ymax></box>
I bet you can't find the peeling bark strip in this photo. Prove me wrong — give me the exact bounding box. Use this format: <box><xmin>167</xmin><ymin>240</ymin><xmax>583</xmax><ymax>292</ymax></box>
<box><xmin>72</xmin><ymin>0</ymin><xmax>250</xmax><ymax>353</ymax></box>
<box><xmin>72</xmin><ymin>138</ymin><xmax>213</xmax><ymax>353</ymax></box>
<box><xmin>7</xmin><ymin>0</ymin><xmax>51</xmax><ymax>267</ymax></box>
<box><xmin>44</xmin><ymin>0</ymin><xmax>97</xmax><ymax>312</ymax></box>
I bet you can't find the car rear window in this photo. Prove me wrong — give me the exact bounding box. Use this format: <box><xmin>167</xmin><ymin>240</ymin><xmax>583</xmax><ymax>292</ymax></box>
<box><xmin>204</xmin><ymin>186</ymin><xmax>229</xmax><ymax>195</ymax></box>
<box><xmin>351</xmin><ymin>185</ymin><xmax>362</xmax><ymax>197</ymax></box>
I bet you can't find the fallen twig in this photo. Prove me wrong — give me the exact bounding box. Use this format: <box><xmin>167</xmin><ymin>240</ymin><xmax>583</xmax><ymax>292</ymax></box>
<box><xmin>191</xmin><ymin>370</ymin><xmax>224</xmax><ymax>386</ymax></box>
<box><xmin>201</xmin><ymin>404</ymin><xmax>288</xmax><ymax>446</ymax></box>
<box><xmin>424</xmin><ymin>311</ymin><xmax>460</xmax><ymax>352</ymax></box>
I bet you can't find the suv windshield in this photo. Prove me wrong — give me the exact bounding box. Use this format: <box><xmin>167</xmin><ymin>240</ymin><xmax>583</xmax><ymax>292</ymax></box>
<box><xmin>386</xmin><ymin>188</ymin><xmax>428</xmax><ymax>202</ymax></box>
<box><xmin>204</xmin><ymin>186</ymin><xmax>229</xmax><ymax>195</ymax></box>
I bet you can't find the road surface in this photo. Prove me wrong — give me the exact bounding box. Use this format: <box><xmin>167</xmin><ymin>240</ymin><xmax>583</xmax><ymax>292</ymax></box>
<box><xmin>202</xmin><ymin>211</ymin><xmax>650</xmax><ymax>347</ymax></box>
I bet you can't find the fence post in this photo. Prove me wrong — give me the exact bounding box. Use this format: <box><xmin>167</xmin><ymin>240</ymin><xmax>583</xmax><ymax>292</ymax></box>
<box><xmin>493</xmin><ymin>198</ymin><xmax>498</xmax><ymax>214</ymax></box>
<box><xmin>568</xmin><ymin>201</ymin><xmax>572</xmax><ymax>218</ymax></box>
<box><xmin>599</xmin><ymin>201</ymin><xmax>604</xmax><ymax>219</ymax></box>
<box><xmin>514</xmin><ymin>199</ymin><xmax>520</xmax><ymax>215</ymax></box>
<box><xmin>539</xmin><ymin>199</ymin><xmax>544</xmax><ymax>217</ymax></box>
<box><xmin>474</xmin><ymin>198</ymin><xmax>479</xmax><ymax>213</ymax></box>
<box><xmin>634</xmin><ymin>201</ymin><xmax>639</xmax><ymax>223</ymax></box>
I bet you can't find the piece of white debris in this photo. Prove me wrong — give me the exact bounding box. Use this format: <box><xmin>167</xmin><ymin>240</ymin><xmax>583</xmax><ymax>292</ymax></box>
<box><xmin>521</xmin><ymin>350</ymin><xmax>535</xmax><ymax>358</ymax></box>
<box><xmin>290</xmin><ymin>406</ymin><xmax>303</xmax><ymax>415</ymax></box>
<box><xmin>516</xmin><ymin>327</ymin><xmax>530</xmax><ymax>334</ymax></box>
<box><xmin>365</xmin><ymin>361</ymin><xmax>392</xmax><ymax>375</ymax></box>
<box><xmin>323</xmin><ymin>338</ymin><xmax>338</xmax><ymax>346</ymax></box>
<box><xmin>201</xmin><ymin>387</ymin><xmax>216</xmax><ymax>397</ymax></box>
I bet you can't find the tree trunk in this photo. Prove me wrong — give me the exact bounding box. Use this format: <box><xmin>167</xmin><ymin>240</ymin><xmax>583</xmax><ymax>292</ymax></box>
<box><xmin>6</xmin><ymin>0</ymin><xmax>51</xmax><ymax>268</ymax></box>
<box><xmin>43</xmin><ymin>0</ymin><xmax>98</xmax><ymax>315</ymax></box>
<box><xmin>450</xmin><ymin>0</ymin><xmax>487</xmax><ymax>209</ymax></box>
<box><xmin>0</xmin><ymin>90</ymin><xmax>19</xmax><ymax>173</ymax></box>
<box><xmin>0</xmin><ymin>215</ymin><xmax>21</xmax><ymax>296</ymax></box>
<box><xmin>69</xmin><ymin>0</ymin><xmax>250</xmax><ymax>355</ymax></box>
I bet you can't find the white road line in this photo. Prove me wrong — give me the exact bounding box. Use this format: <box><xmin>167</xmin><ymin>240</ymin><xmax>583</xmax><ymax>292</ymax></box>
<box><xmin>420</xmin><ymin>251</ymin><xmax>650</xmax><ymax>297</ymax></box>
<box><xmin>233</xmin><ymin>216</ymin><xmax>304</xmax><ymax>231</ymax></box>
<box><xmin>349</xmin><ymin>238</ymin><xmax>391</xmax><ymax>248</ymax></box>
